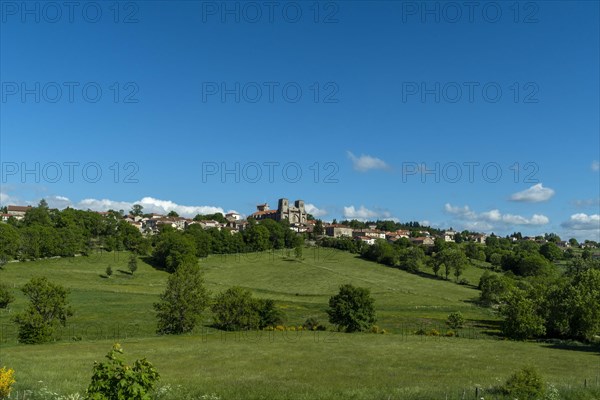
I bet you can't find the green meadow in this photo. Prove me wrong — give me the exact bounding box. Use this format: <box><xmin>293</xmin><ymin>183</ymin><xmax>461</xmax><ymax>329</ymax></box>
<box><xmin>0</xmin><ymin>248</ymin><xmax>598</xmax><ymax>399</ymax></box>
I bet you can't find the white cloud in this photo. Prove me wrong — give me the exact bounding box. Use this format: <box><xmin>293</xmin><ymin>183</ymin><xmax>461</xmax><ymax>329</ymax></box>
<box><xmin>510</xmin><ymin>183</ymin><xmax>555</xmax><ymax>202</ymax></box>
<box><xmin>46</xmin><ymin>195</ymin><xmax>73</xmax><ymax>210</ymax></box>
<box><xmin>561</xmin><ymin>213</ymin><xmax>600</xmax><ymax>231</ymax></box>
<box><xmin>305</xmin><ymin>203</ymin><xmax>327</xmax><ymax>218</ymax></box>
<box><xmin>444</xmin><ymin>203</ymin><xmax>549</xmax><ymax>230</ymax></box>
<box><xmin>444</xmin><ymin>204</ymin><xmax>477</xmax><ymax>219</ymax></box>
<box><xmin>74</xmin><ymin>197</ymin><xmax>225</xmax><ymax>218</ymax></box>
<box><xmin>343</xmin><ymin>205</ymin><xmax>381</xmax><ymax>220</ymax></box>
<box><xmin>592</xmin><ymin>161</ymin><xmax>600</xmax><ymax>172</ymax></box>
<box><xmin>573</xmin><ymin>198</ymin><xmax>600</xmax><ymax>208</ymax></box>
<box><xmin>0</xmin><ymin>191</ymin><xmax>11</xmax><ymax>205</ymax></box>
<box><xmin>347</xmin><ymin>151</ymin><xmax>390</xmax><ymax>172</ymax></box>
<box><xmin>341</xmin><ymin>205</ymin><xmax>397</xmax><ymax>222</ymax></box>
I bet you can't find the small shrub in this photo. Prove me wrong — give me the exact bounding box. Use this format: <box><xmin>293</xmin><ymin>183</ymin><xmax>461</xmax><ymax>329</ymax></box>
<box><xmin>275</xmin><ymin>325</ymin><xmax>285</xmax><ymax>331</ymax></box>
<box><xmin>446</xmin><ymin>311</ymin><xmax>465</xmax><ymax>329</ymax></box>
<box><xmin>0</xmin><ymin>284</ymin><xmax>14</xmax><ymax>309</ymax></box>
<box><xmin>287</xmin><ymin>326</ymin><xmax>296</xmax><ymax>331</ymax></box>
<box><xmin>303</xmin><ymin>317</ymin><xmax>320</xmax><ymax>330</ymax></box>
<box><xmin>86</xmin><ymin>343</ymin><xmax>159</xmax><ymax>400</ymax></box>
<box><xmin>415</xmin><ymin>328</ymin><xmax>427</xmax><ymax>335</ymax></box>
<box><xmin>0</xmin><ymin>367</ymin><xmax>15</xmax><ymax>399</ymax></box>
<box><xmin>445</xmin><ymin>330</ymin><xmax>455</xmax><ymax>337</ymax></box>
<box><xmin>502</xmin><ymin>366</ymin><xmax>545</xmax><ymax>400</ymax></box>
<box><xmin>105</xmin><ymin>266</ymin><xmax>113</xmax><ymax>278</ymax></box>
<box><xmin>459</xmin><ymin>278</ymin><xmax>469</xmax><ymax>285</ymax></box>
<box><xmin>370</xmin><ymin>325</ymin><xmax>381</xmax><ymax>334</ymax></box>
<box><xmin>427</xmin><ymin>329</ymin><xmax>440</xmax><ymax>336</ymax></box>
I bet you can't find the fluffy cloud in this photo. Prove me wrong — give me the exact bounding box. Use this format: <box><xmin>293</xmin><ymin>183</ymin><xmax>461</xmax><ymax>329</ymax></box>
<box><xmin>347</xmin><ymin>151</ymin><xmax>390</xmax><ymax>172</ymax></box>
<box><xmin>444</xmin><ymin>203</ymin><xmax>549</xmax><ymax>229</ymax></box>
<box><xmin>592</xmin><ymin>161</ymin><xmax>600</xmax><ymax>172</ymax></box>
<box><xmin>305</xmin><ymin>203</ymin><xmax>327</xmax><ymax>218</ymax></box>
<box><xmin>343</xmin><ymin>205</ymin><xmax>395</xmax><ymax>221</ymax></box>
<box><xmin>76</xmin><ymin>197</ymin><xmax>225</xmax><ymax>218</ymax></box>
<box><xmin>0</xmin><ymin>191</ymin><xmax>12</xmax><ymax>205</ymax></box>
<box><xmin>46</xmin><ymin>195</ymin><xmax>73</xmax><ymax>210</ymax></box>
<box><xmin>561</xmin><ymin>213</ymin><xmax>600</xmax><ymax>231</ymax></box>
<box><xmin>573</xmin><ymin>198</ymin><xmax>600</xmax><ymax>208</ymax></box>
<box><xmin>510</xmin><ymin>183</ymin><xmax>555</xmax><ymax>202</ymax></box>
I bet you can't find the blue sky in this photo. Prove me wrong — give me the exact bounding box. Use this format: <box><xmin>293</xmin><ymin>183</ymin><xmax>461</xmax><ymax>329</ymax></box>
<box><xmin>1</xmin><ymin>1</ymin><xmax>599</xmax><ymax>240</ymax></box>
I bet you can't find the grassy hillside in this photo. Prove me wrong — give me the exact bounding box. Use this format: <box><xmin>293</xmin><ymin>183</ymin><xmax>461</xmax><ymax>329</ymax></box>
<box><xmin>0</xmin><ymin>249</ymin><xmax>598</xmax><ymax>399</ymax></box>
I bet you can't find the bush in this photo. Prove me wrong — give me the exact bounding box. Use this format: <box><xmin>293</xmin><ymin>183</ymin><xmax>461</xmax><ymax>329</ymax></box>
<box><xmin>303</xmin><ymin>317</ymin><xmax>326</xmax><ymax>331</ymax></box>
<box><xmin>86</xmin><ymin>343</ymin><xmax>160</xmax><ymax>400</ymax></box>
<box><xmin>0</xmin><ymin>284</ymin><xmax>14</xmax><ymax>309</ymax></box>
<box><xmin>0</xmin><ymin>367</ymin><xmax>15</xmax><ymax>399</ymax></box>
<box><xmin>211</xmin><ymin>287</ymin><xmax>283</xmax><ymax>331</ymax></box>
<box><xmin>327</xmin><ymin>284</ymin><xmax>377</xmax><ymax>333</ymax></box>
<box><xmin>502</xmin><ymin>366</ymin><xmax>545</xmax><ymax>400</ymax></box>
<box><xmin>255</xmin><ymin>298</ymin><xmax>284</xmax><ymax>329</ymax></box>
<box><xmin>303</xmin><ymin>317</ymin><xmax>320</xmax><ymax>330</ymax></box>
<box><xmin>446</xmin><ymin>311</ymin><xmax>465</xmax><ymax>329</ymax></box>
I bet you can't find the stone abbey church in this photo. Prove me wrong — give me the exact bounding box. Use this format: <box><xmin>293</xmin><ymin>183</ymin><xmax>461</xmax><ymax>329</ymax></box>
<box><xmin>249</xmin><ymin>198</ymin><xmax>307</xmax><ymax>225</ymax></box>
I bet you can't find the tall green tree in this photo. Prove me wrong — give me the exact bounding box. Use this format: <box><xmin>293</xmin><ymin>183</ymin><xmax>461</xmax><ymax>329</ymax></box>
<box><xmin>13</xmin><ymin>277</ymin><xmax>73</xmax><ymax>344</ymax></box>
<box><xmin>539</xmin><ymin>242</ymin><xmax>563</xmax><ymax>262</ymax></box>
<box><xmin>500</xmin><ymin>287</ymin><xmax>545</xmax><ymax>340</ymax></box>
<box><xmin>154</xmin><ymin>263</ymin><xmax>210</xmax><ymax>334</ymax></box>
<box><xmin>435</xmin><ymin>248</ymin><xmax>468</xmax><ymax>280</ymax></box>
<box><xmin>130</xmin><ymin>204</ymin><xmax>144</xmax><ymax>217</ymax></box>
<box><xmin>0</xmin><ymin>223</ymin><xmax>20</xmax><ymax>260</ymax></box>
<box><xmin>152</xmin><ymin>232</ymin><xmax>197</xmax><ymax>272</ymax></box>
<box><xmin>23</xmin><ymin>199</ymin><xmax>52</xmax><ymax>226</ymax></box>
<box><xmin>313</xmin><ymin>219</ymin><xmax>324</xmax><ymax>236</ymax></box>
<box><xmin>128</xmin><ymin>254</ymin><xmax>138</xmax><ymax>275</ymax></box>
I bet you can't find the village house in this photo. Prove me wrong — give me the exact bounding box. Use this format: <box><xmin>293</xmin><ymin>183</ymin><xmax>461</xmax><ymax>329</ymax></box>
<box><xmin>385</xmin><ymin>230</ymin><xmax>411</xmax><ymax>242</ymax></box>
<box><xmin>472</xmin><ymin>234</ymin><xmax>488</xmax><ymax>244</ymax></box>
<box><xmin>444</xmin><ymin>229</ymin><xmax>457</xmax><ymax>242</ymax></box>
<box><xmin>225</xmin><ymin>212</ymin><xmax>241</xmax><ymax>221</ymax></box>
<box><xmin>195</xmin><ymin>220</ymin><xmax>222</xmax><ymax>230</ymax></box>
<box><xmin>355</xmin><ymin>236</ymin><xmax>376</xmax><ymax>245</ymax></box>
<box><xmin>325</xmin><ymin>224</ymin><xmax>353</xmax><ymax>238</ymax></box>
<box><xmin>411</xmin><ymin>236</ymin><xmax>435</xmax><ymax>246</ymax></box>
<box><xmin>6</xmin><ymin>205</ymin><xmax>31</xmax><ymax>220</ymax></box>
<box><xmin>352</xmin><ymin>229</ymin><xmax>386</xmax><ymax>240</ymax></box>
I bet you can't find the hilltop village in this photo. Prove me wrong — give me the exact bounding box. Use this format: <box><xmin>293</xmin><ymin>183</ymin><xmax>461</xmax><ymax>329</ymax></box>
<box><xmin>1</xmin><ymin>198</ymin><xmax>587</xmax><ymax>249</ymax></box>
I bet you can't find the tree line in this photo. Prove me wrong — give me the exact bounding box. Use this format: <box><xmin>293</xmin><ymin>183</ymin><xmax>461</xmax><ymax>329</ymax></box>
<box><xmin>319</xmin><ymin>234</ymin><xmax>600</xmax><ymax>342</ymax></box>
<box><xmin>0</xmin><ymin>201</ymin><xmax>305</xmax><ymax>267</ymax></box>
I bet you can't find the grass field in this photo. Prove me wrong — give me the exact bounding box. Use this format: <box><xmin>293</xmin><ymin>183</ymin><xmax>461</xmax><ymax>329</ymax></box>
<box><xmin>0</xmin><ymin>248</ymin><xmax>599</xmax><ymax>399</ymax></box>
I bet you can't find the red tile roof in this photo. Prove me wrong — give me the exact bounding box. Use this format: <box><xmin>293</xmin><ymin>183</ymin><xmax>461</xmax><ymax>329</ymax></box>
<box><xmin>251</xmin><ymin>210</ymin><xmax>277</xmax><ymax>216</ymax></box>
<box><xmin>7</xmin><ymin>205</ymin><xmax>31</xmax><ymax>212</ymax></box>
